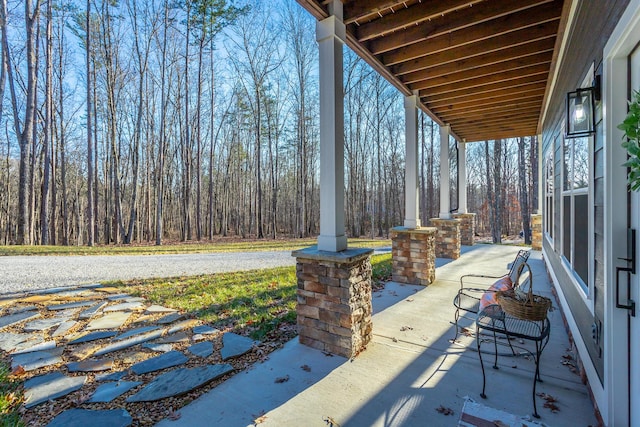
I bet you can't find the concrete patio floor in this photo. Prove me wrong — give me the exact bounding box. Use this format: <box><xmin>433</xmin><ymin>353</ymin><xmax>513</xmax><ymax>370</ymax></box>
<box><xmin>159</xmin><ymin>244</ymin><xmax>598</xmax><ymax>427</ymax></box>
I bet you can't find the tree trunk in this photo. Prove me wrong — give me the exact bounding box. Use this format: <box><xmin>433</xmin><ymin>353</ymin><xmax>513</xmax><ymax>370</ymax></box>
<box><xmin>518</xmin><ymin>137</ymin><xmax>531</xmax><ymax>244</ymax></box>
<box><xmin>86</xmin><ymin>0</ymin><xmax>94</xmax><ymax>246</ymax></box>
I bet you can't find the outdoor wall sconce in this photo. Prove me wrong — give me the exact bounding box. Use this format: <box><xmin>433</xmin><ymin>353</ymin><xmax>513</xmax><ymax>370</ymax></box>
<box><xmin>566</xmin><ymin>75</ymin><xmax>601</xmax><ymax>138</ymax></box>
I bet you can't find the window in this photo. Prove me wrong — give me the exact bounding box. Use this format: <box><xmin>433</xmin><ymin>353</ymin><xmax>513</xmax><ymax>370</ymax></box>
<box><xmin>562</xmin><ymin>135</ymin><xmax>590</xmax><ymax>292</ymax></box>
<box><xmin>544</xmin><ymin>151</ymin><xmax>554</xmax><ymax>239</ymax></box>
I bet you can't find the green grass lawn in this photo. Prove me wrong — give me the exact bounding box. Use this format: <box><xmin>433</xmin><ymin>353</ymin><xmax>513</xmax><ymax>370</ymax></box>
<box><xmin>0</xmin><ymin>237</ymin><xmax>391</xmax><ymax>256</ymax></box>
<box><xmin>115</xmin><ymin>252</ymin><xmax>392</xmax><ymax>341</ymax></box>
<box><xmin>0</xmin><ymin>360</ymin><xmax>23</xmax><ymax>427</ymax></box>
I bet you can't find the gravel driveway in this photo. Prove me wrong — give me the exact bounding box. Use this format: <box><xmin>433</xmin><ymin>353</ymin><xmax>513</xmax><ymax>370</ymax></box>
<box><xmin>0</xmin><ymin>251</ymin><xmax>296</xmax><ymax>295</ymax></box>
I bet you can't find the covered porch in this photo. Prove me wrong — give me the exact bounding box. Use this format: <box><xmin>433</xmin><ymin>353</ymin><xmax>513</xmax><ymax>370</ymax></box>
<box><xmin>159</xmin><ymin>244</ymin><xmax>597</xmax><ymax>426</ymax></box>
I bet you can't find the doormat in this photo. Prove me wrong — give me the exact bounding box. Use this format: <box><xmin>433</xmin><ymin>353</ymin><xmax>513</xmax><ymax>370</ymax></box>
<box><xmin>458</xmin><ymin>398</ymin><xmax>550</xmax><ymax>427</ymax></box>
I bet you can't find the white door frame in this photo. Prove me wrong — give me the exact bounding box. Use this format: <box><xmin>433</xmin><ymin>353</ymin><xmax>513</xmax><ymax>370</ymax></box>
<box><xmin>604</xmin><ymin>1</ymin><xmax>640</xmax><ymax>425</ymax></box>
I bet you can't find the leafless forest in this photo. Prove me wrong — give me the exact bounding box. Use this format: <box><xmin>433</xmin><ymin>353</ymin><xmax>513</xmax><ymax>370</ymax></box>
<box><xmin>0</xmin><ymin>0</ymin><xmax>538</xmax><ymax>246</ymax></box>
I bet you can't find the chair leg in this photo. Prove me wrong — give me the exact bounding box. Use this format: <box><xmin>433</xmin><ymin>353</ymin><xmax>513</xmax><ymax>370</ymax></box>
<box><xmin>492</xmin><ymin>326</ymin><xmax>499</xmax><ymax>369</ymax></box>
<box><xmin>477</xmin><ymin>324</ymin><xmax>487</xmax><ymax>399</ymax></box>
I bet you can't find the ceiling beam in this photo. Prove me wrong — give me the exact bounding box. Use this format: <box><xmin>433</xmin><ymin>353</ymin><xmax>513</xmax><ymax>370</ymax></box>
<box><xmin>343</xmin><ymin>0</ymin><xmax>407</xmax><ymax>25</ymax></box>
<box><xmin>453</xmin><ymin>113</ymin><xmax>541</xmax><ymax>129</ymax></box>
<box><xmin>402</xmin><ymin>38</ymin><xmax>556</xmax><ymax>84</ymax></box>
<box><xmin>427</xmin><ymin>90</ymin><xmax>545</xmax><ymax>112</ymax></box>
<box><xmin>394</xmin><ymin>20</ymin><xmax>559</xmax><ymax>76</ymax></box>
<box><xmin>356</xmin><ymin>0</ymin><xmax>483</xmax><ymax>42</ymax></box>
<box><xmin>419</xmin><ymin>63</ymin><xmax>550</xmax><ymax>97</ymax></box>
<box><xmin>367</xmin><ymin>0</ymin><xmax>553</xmax><ymax>54</ymax></box>
<box><xmin>408</xmin><ymin>52</ymin><xmax>551</xmax><ymax>91</ymax></box>
<box><xmin>458</xmin><ymin>129</ymin><xmax>539</xmax><ymax>142</ymax></box>
<box><xmin>436</xmin><ymin>99</ymin><xmax>543</xmax><ymax>120</ymax></box>
<box><xmin>382</xmin><ymin>1</ymin><xmax>562</xmax><ymax>66</ymax></box>
<box><xmin>426</xmin><ymin>82</ymin><xmax>547</xmax><ymax>109</ymax></box>
<box><xmin>425</xmin><ymin>76</ymin><xmax>547</xmax><ymax>105</ymax></box>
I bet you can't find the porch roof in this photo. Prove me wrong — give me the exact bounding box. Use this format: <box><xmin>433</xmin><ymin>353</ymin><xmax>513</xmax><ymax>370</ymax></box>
<box><xmin>296</xmin><ymin>0</ymin><xmax>568</xmax><ymax>142</ymax></box>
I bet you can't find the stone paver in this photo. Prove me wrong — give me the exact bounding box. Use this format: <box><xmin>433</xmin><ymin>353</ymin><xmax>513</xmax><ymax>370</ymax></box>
<box><xmin>79</xmin><ymin>302</ymin><xmax>108</xmax><ymax>319</ymax></box>
<box><xmin>145</xmin><ymin>305</ymin><xmax>176</xmax><ymax>314</ymax></box>
<box><xmin>187</xmin><ymin>342</ymin><xmax>213</xmax><ymax>358</ymax></box>
<box><xmin>143</xmin><ymin>343</ymin><xmax>173</xmax><ymax>352</ymax></box>
<box><xmin>12</xmin><ymin>347</ymin><xmax>63</xmax><ymax>372</ymax></box>
<box><xmin>68</xmin><ymin>330</ymin><xmax>118</xmax><ymax>344</ymax></box>
<box><xmin>155</xmin><ymin>331</ymin><xmax>189</xmax><ymax>344</ymax></box>
<box><xmin>85</xmin><ymin>311</ymin><xmax>132</xmax><ymax>331</ymax></box>
<box><xmin>95</xmin><ymin>371</ymin><xmax>127</xmax><ymax>382</ymax></box>
<box><xmin>46</xmin><ymin>408</ymin><xmax>132</xmax><ymax>427</ymax></box>
<box><xmin>192</xmin><ymin>325</ymin><xmax>219</xmax><ymax>335</ymax></box>
<box><xmin>156</xmin><ymin>313</ymin><xmax>183</xmax><ymax>324</ymax></box>
<box><xmin>114</xmin><ymin>326</ymin><xmax>160</xmax><ymax>341</ymax></box>
<box><xmin>167</xmin><ymin>319</ymin><xmax>199</xmax><ymax>334</ymax></box>
<box><xmin>93</xmin><ymin>329</ymin><xmax>166</xmax><ymax>356</ymax></box>
<box><xmin>11</xmin><ymin>339</ymin><xmax>55</xmax><ymax>355</ymax></box>
<box><xmin>67</xmin><ymin>359</ymin><xmax>114</xmax><ymax>372</ymax></box>
<box><xmin>0</xmin><ymin>332</ymin><xmax>31</xmax><ymax>352</ymax></box>
<box><xmin>24</xmin><ymin>317</ymin><xmax>68</xmax><ymax>332</ymax></box>
<box><xmin>23</xmin><ymin>372</ymin><xmax>87</xmax><ymax>408</ymax></box>
<box><xmin>221</xmin><ymin>333</ymin><xmax>256</xmax><ymax>361</ymax></box>
<box><xmin>103</xmin><ymin>301</ymin><xmax>145</xmax><ymax>312</ymax></box>
<box><xmin>127</xmin><ymin>364</ymin><xmax>233</xmax><ymax>402</ymax></box>
<box><xmin>47</xmin><ymin>301</ymin><xmax>96</xmax><ymax>311</ymax></box>
<box><xmin>52</xmin><ymin>320</ymin><xmax>78</xmax><ymax>337</ymax></box>
<box><xmin>88</xmin><ymin>381</ymin><xmax>142</xmax><ymax>403</ymax></box>
<box><xmin>130</xmin><ymin>350</ymin><xmax>188</xmax><ymax>375</ymax></box>
<box><xmin>0</xmin><ymin>310</ymin><xmax>40</xmax><ymax>329</ymax></box>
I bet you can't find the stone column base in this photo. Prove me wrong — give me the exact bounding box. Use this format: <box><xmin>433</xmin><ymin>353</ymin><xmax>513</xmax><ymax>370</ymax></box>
<box><xmin>429</xmin><ymin>218</ymin><xmax>462</xmax><ymax>259</ymax></box>
<box><xmin>389</xmin><ymin>226</ymin><xmax>436</xmax><ymax>286</ymax></box>
<box><xmin>453</xmin><ymin>213</ymin><xmax>476</xmax><ymax>246</ymax></box>
<box><xmin>291</xmin><ymin>246</ymin><xmax>373</xmax><ymax>358</ymax></box>
<box><xmin>531</xmin><ymin>213</ymin><xmax>542</xmax><ymax>250</ymax></box>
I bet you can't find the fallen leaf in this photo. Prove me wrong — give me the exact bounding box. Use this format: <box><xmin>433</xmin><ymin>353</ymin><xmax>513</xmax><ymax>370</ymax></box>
<box><xmin>406</xmin><ymin>298</ymin><xmax>414</xmax><ymax>302</ymax></box>
<box><xmin>275</xmin><ymin>375</ymin><xmax>289</xmax><ymax>383</ymax></box>
<box><xmin>324</xmin><ymin>416</ymin><xmax>341</xmax><ymax>426</ymax></box>
<box><xmin>11</xmin><ymin>365</ymin><xmax>26</xmax><ymax>376</ymax></box>
<box><xmin>254</xmin><ymin>415</ymin><xmax>267</xmax><ymax>424</ymax></box>
<box><xmin>544</xmin><ymin>401</ymin><xmax>560</xmax><ymax>412</ymax></box>
<box><xmin>436</xmin><ymin>405</ymin><xmax>454</xmax><ymax>416</ymax></box>
<box><xmin>400</xmin><ymin>326</ymin><xmax>413</xmax><ymax>331</ymax></box>
<box><xmin>391</xmin><ymin>337</ymin><xmax>398</xmax><ymax>342</ymax></box>
<box><xmin>300</xmin><ymin>364</ymin><xmax>311</xmax><ymax>372</ymax></box>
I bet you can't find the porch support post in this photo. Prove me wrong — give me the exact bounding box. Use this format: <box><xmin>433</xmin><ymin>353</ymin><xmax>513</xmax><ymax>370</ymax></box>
<box><xmin>439</xmin><ymin>124</ymin><xmax>452</xmax><ymax>219</ymax></box>
<box><xmin>458</xmin><ymin>141</ymin><xmax>468</xmax><ymax>214</ymax></box>
<box><xmin>404</xmin><ymin>94</ymin><xmax>420</xmax><ymax>228</ymax></box>
<box><xmin>316</xmin><ymin>1</ymin><xmax>347</xmax><ymax>252</ymax></box>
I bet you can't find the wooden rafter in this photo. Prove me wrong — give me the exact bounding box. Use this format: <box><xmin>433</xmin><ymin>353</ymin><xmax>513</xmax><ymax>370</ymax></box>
<box><xmin>296</xmin><ymin>0</ymin><xmax>568</xmax><ymax>142</ymax></box>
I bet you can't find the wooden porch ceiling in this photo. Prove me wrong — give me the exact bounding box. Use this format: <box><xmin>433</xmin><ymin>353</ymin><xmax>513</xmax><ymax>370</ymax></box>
<box><xmin>296</xmin><ymin>0</ymin><xmax>567</xmax><ymax>142</ymax></box>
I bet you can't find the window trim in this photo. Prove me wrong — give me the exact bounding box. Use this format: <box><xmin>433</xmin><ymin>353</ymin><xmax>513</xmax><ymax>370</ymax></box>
<box><xmin>557</xmin><ymin>69</ymin><xmax>596</xmax><ymax>314</ymax></box>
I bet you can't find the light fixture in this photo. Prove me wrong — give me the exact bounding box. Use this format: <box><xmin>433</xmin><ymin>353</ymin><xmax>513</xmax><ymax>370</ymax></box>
<box><xmin>566</xmin><ymin>75</ymin><xmax>601</xmax><ymax>138</ymax></box>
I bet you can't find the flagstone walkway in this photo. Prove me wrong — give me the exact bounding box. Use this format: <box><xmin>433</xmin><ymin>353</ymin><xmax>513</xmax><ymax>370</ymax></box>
<box><xmin>0</xmin><ymin>284</ymin><xmax>258</xmax><ymax>425</ymax></box>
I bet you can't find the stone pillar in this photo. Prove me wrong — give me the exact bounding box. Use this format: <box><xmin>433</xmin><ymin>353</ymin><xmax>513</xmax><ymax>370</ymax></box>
<box><xmin>316</xmin><ymin>2</ymin><xmax>347</xmax><ymax>252</ymax></box>
<box><xmin>390</xmin><ymin>227</ymin><xmax>436</xmax><ymax>286</ymax></box>
<box><xmin>439</xmin><ymin>124</ymin><xmax>452</xmax><ymax>219</ymax></box>
<box><xmin>458</xmin><ymin>141</ymin><xmax>468</xmax><ymax>214</ymax></box>
<box><xmin>453</xmin><ymin>213</ymin><xmax>476</xmax><ymax>246</ymax></box>
<box><xmin>531</xmin><ymin>213</ymin><xmax>542</xmax><ymax>250</ymax></box>
<box><xmin>404</xmin><ymin>94</ymin><xmax>421</xmax><ymax>228</ymax></box>
<box><xmin>429</xmin><ymin>218</ymin><xmax>461</xmax><ymax>259</ymax></box>
<box><xmin>292</xmin><ymin>247</ymin><xmax>373</xmax><ymax>358</ymax></box>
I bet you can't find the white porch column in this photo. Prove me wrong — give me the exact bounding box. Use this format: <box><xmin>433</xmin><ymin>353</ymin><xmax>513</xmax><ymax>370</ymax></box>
<box><xmin>458</xmin><ymin>141</ymin><xmax>467</xmax><ymax>214</ymax></box>
<box><xmin>316</xmin><ymin>1</ymin><xmax>347</xmax><ymax>252</ymax></box>
<box><xmin>439</xmin><ymin>124</ymin><xmax>452</xmax><ymax>219</ymax></box>
<box><xmin>404</xmin><ymin>94</ymin><xmax>420</xmax><ymax>228</ymax></box>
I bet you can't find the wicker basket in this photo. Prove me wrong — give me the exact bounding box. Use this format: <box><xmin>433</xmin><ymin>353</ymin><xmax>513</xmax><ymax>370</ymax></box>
<box><xmin>496</xmin><ymin>263</ymin><xmax>551</xmax><ymax>321</ymax></box>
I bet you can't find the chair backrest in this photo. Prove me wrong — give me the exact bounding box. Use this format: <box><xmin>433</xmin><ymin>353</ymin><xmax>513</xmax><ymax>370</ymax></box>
<box><xmin>508</xmin><ymin>249</ymin><xmax>531</xmax><ymax>283</ymax></box>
